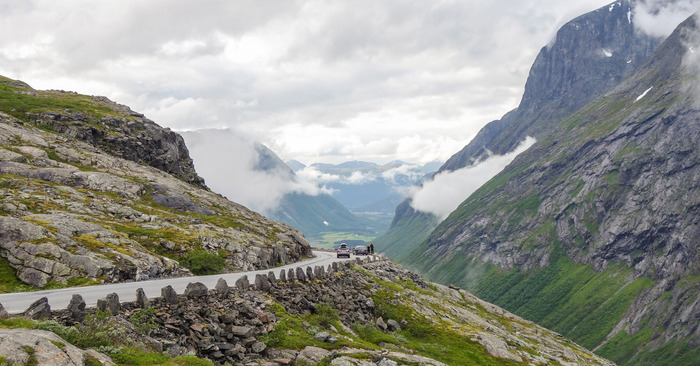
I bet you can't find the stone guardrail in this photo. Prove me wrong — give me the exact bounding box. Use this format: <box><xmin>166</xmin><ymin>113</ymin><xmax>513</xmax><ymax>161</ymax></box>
<box><xmin>7</xmin><ymin>254</ymin><xmax>387</xmax><ymax>320</ymax></box>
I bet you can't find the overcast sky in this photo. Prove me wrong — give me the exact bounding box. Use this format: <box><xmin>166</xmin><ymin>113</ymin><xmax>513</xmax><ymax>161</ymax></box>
<box><xmin>0</xmin><ymin>0</ymin><xmax>626</xmax><ymax>166</ymax></box>
<box><xmin>0</xmin><ymin>0</ymin><xmax>696</xmax><ymax>168</ymax></box>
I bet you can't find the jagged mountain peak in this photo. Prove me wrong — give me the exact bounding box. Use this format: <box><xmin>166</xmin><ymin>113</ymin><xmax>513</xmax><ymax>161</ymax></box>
<box><xmin>521</xmin><ymin>0</ymin><xmax>654</xmax><ymax>111</ymax></box>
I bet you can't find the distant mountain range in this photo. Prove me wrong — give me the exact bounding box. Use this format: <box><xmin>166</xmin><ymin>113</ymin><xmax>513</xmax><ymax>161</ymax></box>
<box><xmin>287</xmin><ymin>160</ymin><xmax>440</xmax><ymax>214</ymax></box>
<box><xmin>181</xmin><ymin>130</ymin><xmax>437</xmax><ymax>247</ymax></box>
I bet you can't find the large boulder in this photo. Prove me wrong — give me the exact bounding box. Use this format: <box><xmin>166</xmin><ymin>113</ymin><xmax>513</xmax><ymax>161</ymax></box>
<box><xmin>296</xmin><ymin>346</ymin><xmax>333</xmax><ymax>364</ymax></box>
<box><xmin>0</xmin><ymin>328</ymin><xmax>115</xmax><ymax>365</ymax></box>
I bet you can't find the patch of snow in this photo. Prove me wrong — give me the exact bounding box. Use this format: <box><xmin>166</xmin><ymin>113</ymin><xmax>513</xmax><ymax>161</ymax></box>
<box><xmin>635</xmin><ymin>87</ymin><xmax>653</xmax><ymax>102</ymax></box>
<box><xmin>603</xmin><ymin>49</ymin><xmax>613</xmax><ymax>57</ymax></box>
<box><xmin>690</xmin><ymin>47</ymin><xmax>696</xmax><ymax>54</ymax></box>
<box><xmin>609</xmin><ymin>4</ymin><xmax>615</xmax><ymax>11</ymax></box>
<box><xmin>323</xmin><ymin>220</ymin><xmax>329</xmax><ymax>226</ymax></box>
<box><xmin>628</xmin><ymin>9</ymin><xmax>632</xmax><ymax>24</ymax></box>
<box><xmin>627</xmin><ymin>60</ymin><xmax>632</xmax><ymax>64</ymax></box>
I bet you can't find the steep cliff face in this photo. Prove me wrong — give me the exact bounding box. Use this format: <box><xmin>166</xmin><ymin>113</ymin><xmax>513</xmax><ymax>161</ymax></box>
<box><xmin>377</xmin><ymin>0</ymin><xmax>660</xmax><ymax>258</ymax></box>
<box><xmin>0</xmin><ymin>79</ymin><xmax>206</xmax><ymax>188</ymax></box>
<box><xmin>0</xmin><ymin>77</ymin><xmax>312</xmax><ymax>290</ymax></box>
<box><xmin>443</xmin><ymin>0</ymin><xmax>659</xmax><ymax>171</ymax></box>
<box><xmin>406</xmin><ymin>13</ymin><xmax>700</xmax><ymax>365</ymax></box>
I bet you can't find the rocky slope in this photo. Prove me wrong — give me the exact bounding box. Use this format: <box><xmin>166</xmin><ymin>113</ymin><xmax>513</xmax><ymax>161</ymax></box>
<box><xmin>405</xmin><ymin>12</ymin><xmax>700</xmax><ymax>366</ymax></box>
<box><xmin>0</xmin><ymin>79</ymin><xmax>206</xmax><ymax>189</ymax></box>
<box><xmin>0</xmin><ymin>257</ymin><xmax>613</xmax><ymax>366</ymax></box>
<box><xmin>0</xmin><ymin>76</ymin><xmax>311</xmax><ymax>290</ymax></box>
<box><xmin>376</xmin><ymin>0</ymin><xmax>661</xmax><ymax>259</ymax></box>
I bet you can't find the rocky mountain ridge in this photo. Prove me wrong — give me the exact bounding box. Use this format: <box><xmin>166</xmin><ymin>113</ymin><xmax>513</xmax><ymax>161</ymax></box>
<box><xmin>0</xmin><ymin>76</ymin><xmax>312</xmax><ymax>290</ymax></box>
<box><xmin>1</xmin><ymin>79</ymin><xmax>206</xmax><ymax>188</ymax></box>
<box><xmin>404</xmin><ymin>11</ymin><xmax>700</xmax><ymax>366</ymax></box>
<box><xmin>376</xmin><ymin>0</ymin><xmax>661</xmax><ymax>260</ymax></box>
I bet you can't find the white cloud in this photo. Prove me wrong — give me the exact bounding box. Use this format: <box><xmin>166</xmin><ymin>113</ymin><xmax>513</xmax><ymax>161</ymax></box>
<box><xmin>346</xmin><ymin>171</ymin><xmax>374</xmax><ymax>185</ymax></box>
<box><xmin>381</xmin><ymin>163</ymin><xmax>422</xmax><ymax>183</ymax></box>
<box><xmin>296</xmin><ymin>166</ymin><xmax>377</xmax><ymax>185</ymax></box>
<box><xmin>410</xmin><ymin>137</ymin><xmax>537</xmax><ymax>220</ymax></box>
<box><xmin>296</xmin><ymin>167</ymin><xmax>342</xmax><ymax>184</ymax></box>
<box><xmin>634</xmin><ymin>0</ymin><xmax>700</xmax><ymax>38</ymax></box>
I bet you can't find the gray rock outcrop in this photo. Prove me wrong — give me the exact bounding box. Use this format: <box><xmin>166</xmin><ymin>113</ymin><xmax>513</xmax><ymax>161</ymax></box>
<box><xmin>0</xmin><ymin>328</ymin><xmax>114</xmax><ymax>366</ymax></box>
<box><xmin>380</xmin><ymin>0</ymin><xmax>662</xmax><ymax>259</ymax></box>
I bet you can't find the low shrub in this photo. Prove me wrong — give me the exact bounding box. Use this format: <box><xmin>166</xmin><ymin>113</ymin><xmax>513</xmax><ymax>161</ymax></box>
<box><xmin>179</xmin><ymin>249</ymin><xmax>226</xmax><ymax>275</ymax></box>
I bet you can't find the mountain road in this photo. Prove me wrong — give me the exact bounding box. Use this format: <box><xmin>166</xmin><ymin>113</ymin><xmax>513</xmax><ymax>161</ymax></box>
<box><xmin>0</xmin><ymin>250</ymin><xmax>360</xmax><ymax>314</ymax></box>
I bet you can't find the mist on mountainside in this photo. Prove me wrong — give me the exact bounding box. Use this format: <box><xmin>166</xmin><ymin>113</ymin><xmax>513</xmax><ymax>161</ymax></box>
<box><xmin>294</xmin><ymin>160</ymin><xmax>440</xmax><ymax>214</ymax></box>
<box><xmin>181</xmin><ymin>129</ymin><xmax>331</xmax><ymax>215</ymax></box>
<box><xmin>410</xmin><ymin>136</ymin><xmax>536</xmax><ymax>220</ymax></box>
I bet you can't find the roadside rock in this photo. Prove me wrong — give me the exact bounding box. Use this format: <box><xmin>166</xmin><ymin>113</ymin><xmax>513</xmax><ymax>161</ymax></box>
<box><xmin>67</xmin><ymin>294</ymin><xmax>86</xmax><ymax>322</ymax></box>
<box><xmin>161</xmin><ymin>285</ymin><xmax>179</xmax><ymax>304</ymax></box>
<box><xmin>135</xmin><ymin>288</ymin><xmax>149</xmax><ymax>308</ymax></box>
<box><xmin>184</xmin><ymin>282</ymin><xmax>208</xmax><ymax>299</ymax></box>
<box><xmin>0</xmin><ymin>328</ymin><xmax>114</xmax><ymax>366</ymax></box>
<box><xmin>24</xmin><ymin>297</ymin><xmax>50</xmax><ymax>320</ymax></box>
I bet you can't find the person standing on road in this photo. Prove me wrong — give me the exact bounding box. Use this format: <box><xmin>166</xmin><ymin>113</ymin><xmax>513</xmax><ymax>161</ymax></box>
<box><xmin>369</xmin><ymin>242</ymin><xmax>374</xmax><ymax>254</ymax></box>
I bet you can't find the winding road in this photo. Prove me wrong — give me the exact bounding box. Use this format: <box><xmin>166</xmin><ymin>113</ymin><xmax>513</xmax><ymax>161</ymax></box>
<box><xmin>0</xmin><ymin>250</ymin><xmax>359</xmax><ymax>314</ymax></box>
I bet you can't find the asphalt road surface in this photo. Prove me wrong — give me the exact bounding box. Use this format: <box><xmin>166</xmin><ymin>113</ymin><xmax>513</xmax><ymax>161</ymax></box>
<box><xmin>0</xmin><ymin>250</ymin><xmax>361</xmax><ymax>314</ymax></box>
